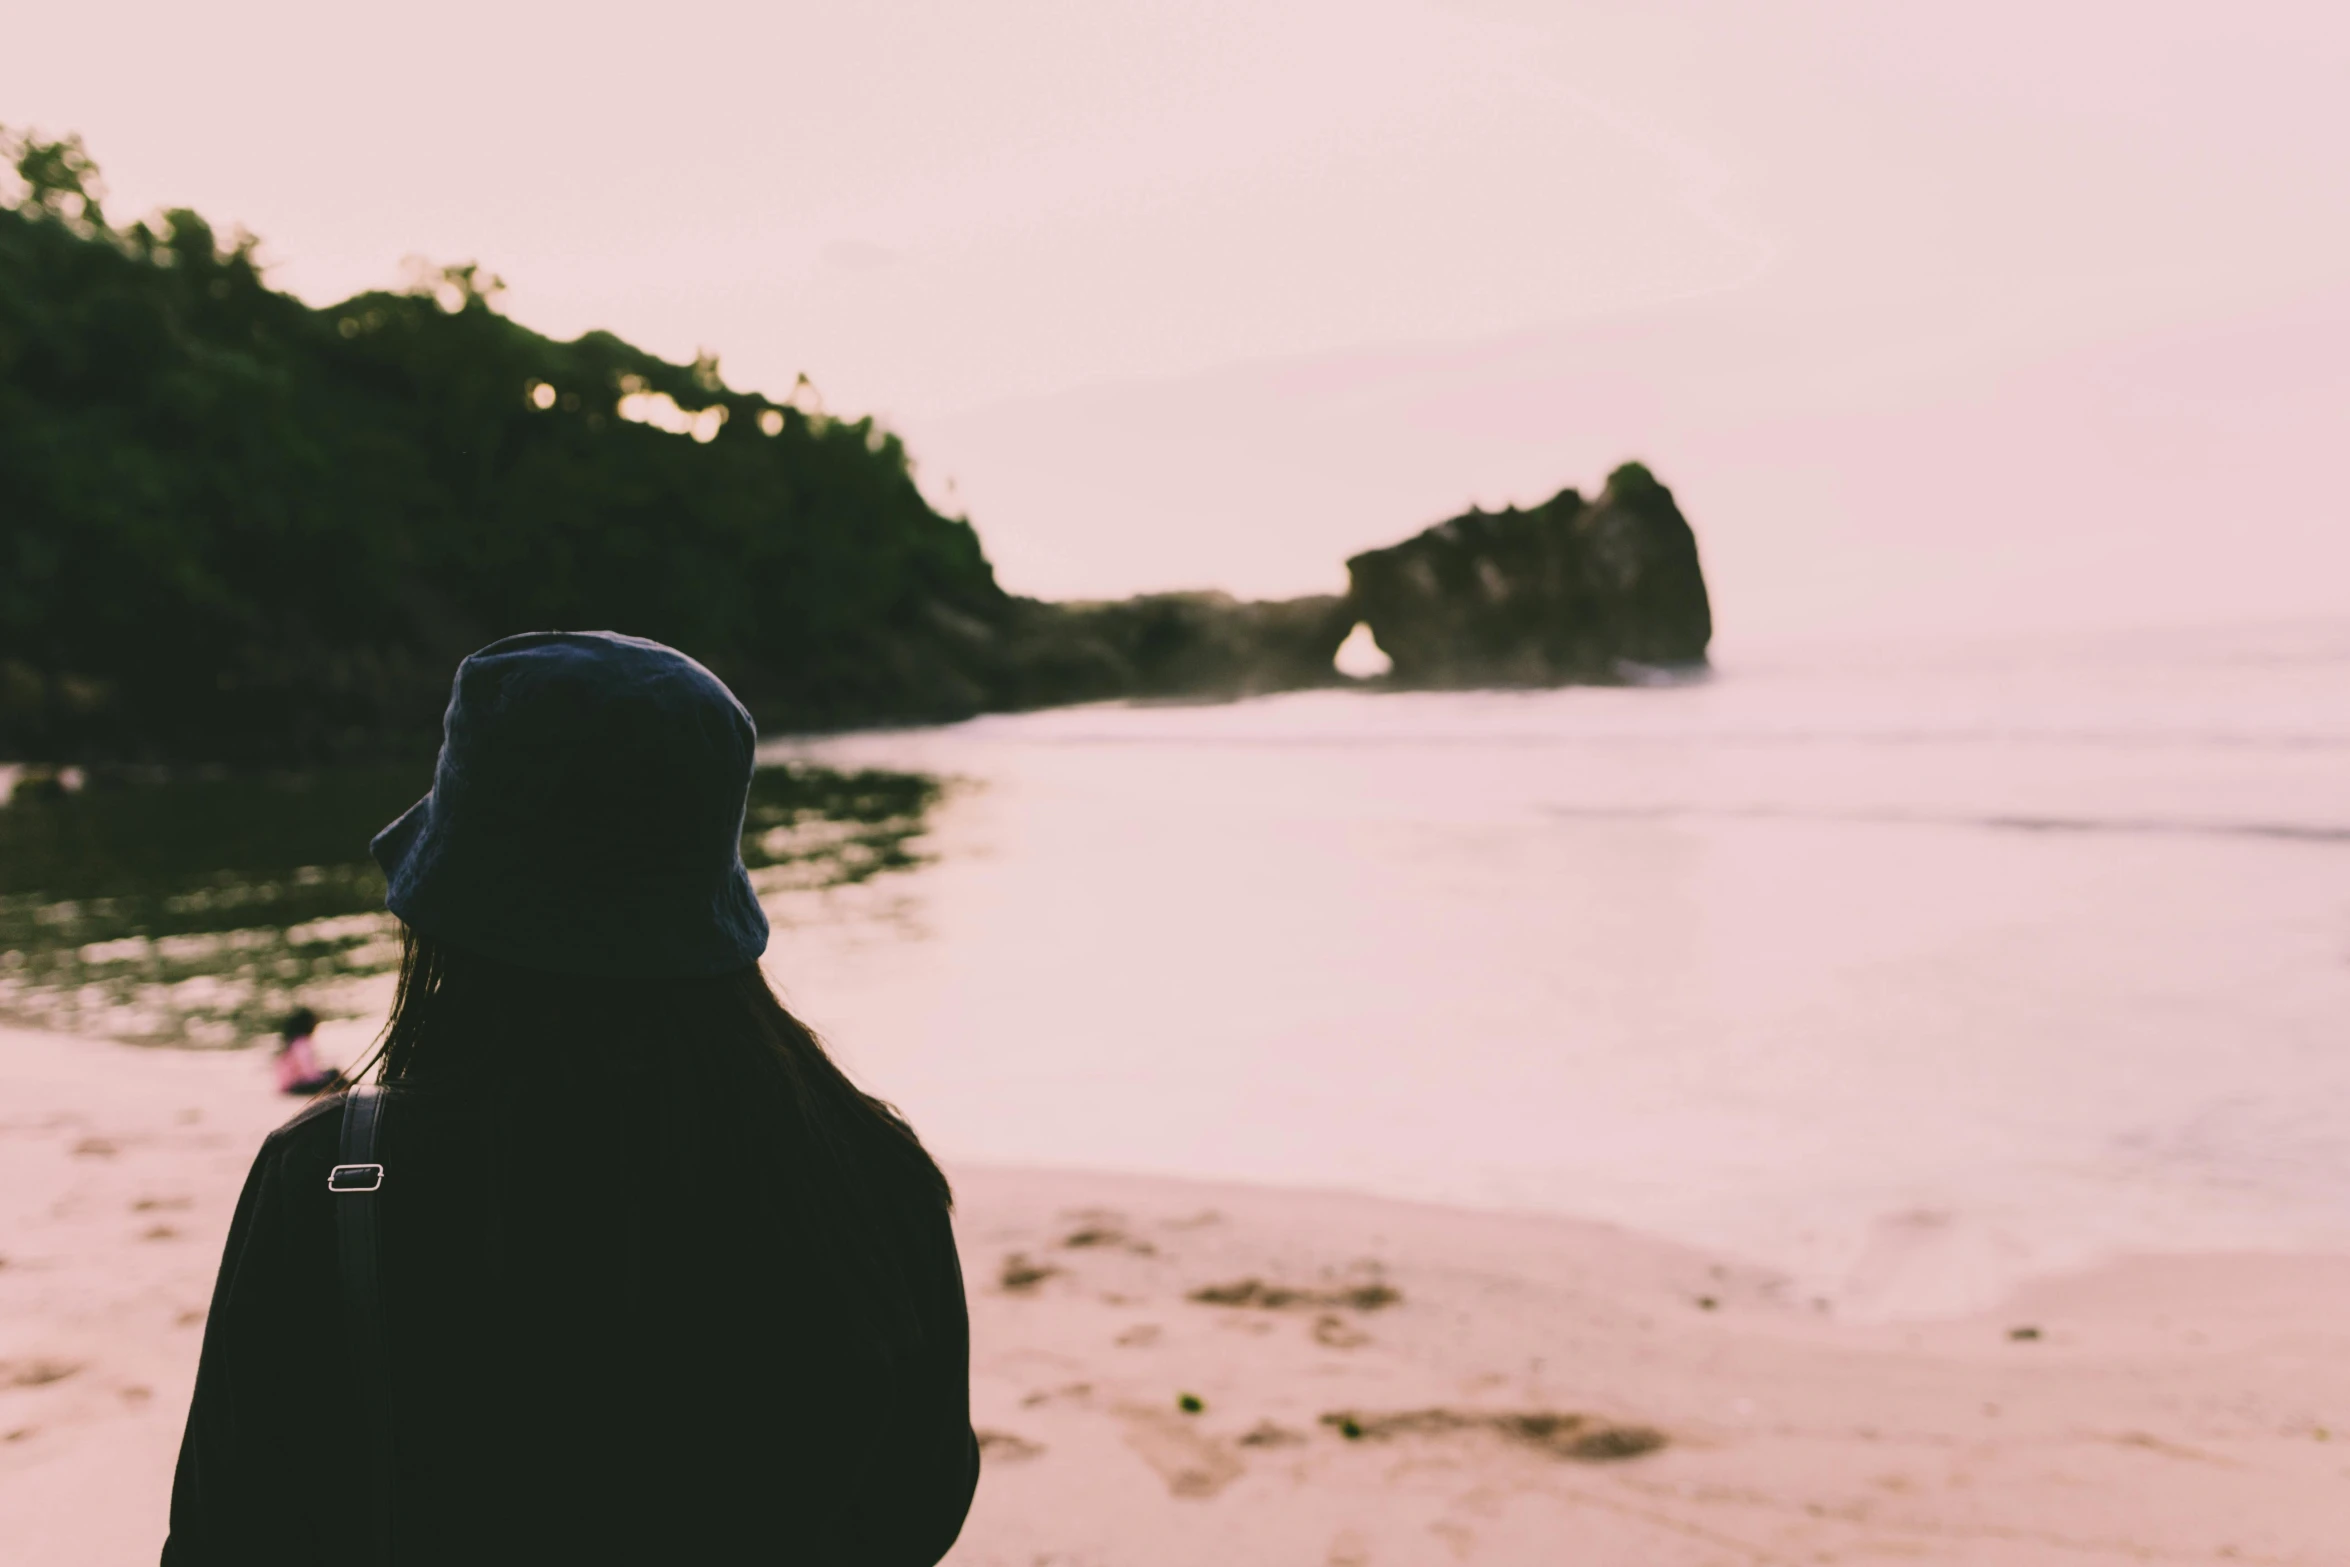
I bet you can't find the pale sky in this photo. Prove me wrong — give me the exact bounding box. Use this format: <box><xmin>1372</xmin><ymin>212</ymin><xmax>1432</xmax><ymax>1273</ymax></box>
<box><xmin>8</xmin><ymin>1</ymin><xmax>2347</xmax><ymax>646</ymax></box>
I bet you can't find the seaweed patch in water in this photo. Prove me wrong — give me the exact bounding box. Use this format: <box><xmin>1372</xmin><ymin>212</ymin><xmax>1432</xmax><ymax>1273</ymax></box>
<box><xmin>0</xmin><ymin>761</ymin><xmax>940</xmax><ymax>1048</ymax></box>
<box><xmin>737</xmin><ymin>764</ymin><xmax>942</xmax><ymax>889</ymax></box>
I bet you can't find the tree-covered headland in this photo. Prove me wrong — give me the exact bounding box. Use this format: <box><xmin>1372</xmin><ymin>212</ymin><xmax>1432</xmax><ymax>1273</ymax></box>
<box><xmin>0</xmin><ymin>129</ymin><xmax>1049</xmax><ymax>761</ymax></box>
<box><xmin>1</xmin><ymin>130</ymin><xmax>1709</xmax><ymax>766</ymax></box>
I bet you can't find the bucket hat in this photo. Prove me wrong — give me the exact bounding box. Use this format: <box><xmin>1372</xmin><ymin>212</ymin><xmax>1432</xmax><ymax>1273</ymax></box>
<box><xmin>370</xmin><ymin>631</ymin><xmax>770</xmax><ymax>977</ymax></box>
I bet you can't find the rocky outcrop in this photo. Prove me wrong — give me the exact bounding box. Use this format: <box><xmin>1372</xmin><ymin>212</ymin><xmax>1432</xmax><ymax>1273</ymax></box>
<box><xmin>977</xmin><ymin>463</ymin><xmax>1711</xmax><ymax>709</ymax></box>
<box><xmin>1341</xmin><ymin>463</ymin><xmax>1710</xmax><ymax>685</ymax></box>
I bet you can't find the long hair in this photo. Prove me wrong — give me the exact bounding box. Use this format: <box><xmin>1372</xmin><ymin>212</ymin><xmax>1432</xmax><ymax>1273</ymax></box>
<box><xmin>367</xmin><ymin>926</ymin><xmax>952</xmax><ymax>1352</ymax></box>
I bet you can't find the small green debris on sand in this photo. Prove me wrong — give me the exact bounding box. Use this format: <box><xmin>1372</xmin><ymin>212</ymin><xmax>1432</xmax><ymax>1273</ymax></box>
<box><xmin>1187</xmin><ymin>1278</ymin><xmax>1400</xmax><ymax>1312</ymax></box>
<box><xmin>1177</xmin><ymin>1393</ymin><xmax>1205</xmax><ymax>1414</ymax></box>
<box><xmin>1318</xmin><ymin>1408</ymin><xmax>1666</xmax><ymax>1462</ymax></box>
<box><xmin>2008</xmin><ymin>1325</ymin><xmax>2043</xmax><ymax>1342</ymax></box>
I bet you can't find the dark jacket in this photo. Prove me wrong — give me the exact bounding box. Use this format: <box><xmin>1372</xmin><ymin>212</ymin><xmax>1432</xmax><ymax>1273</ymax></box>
<box><xmin>162</xmin><ymin>1084</ymin><xmax>978</xmax><ymax>1565</ymax></box>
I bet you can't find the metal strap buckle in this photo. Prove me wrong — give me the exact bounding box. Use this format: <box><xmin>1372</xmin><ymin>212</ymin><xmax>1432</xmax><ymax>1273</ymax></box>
<box><xmin>328</xmin><ymin>1163</ymin><xmax>385</xmax><ymax>1193</ymax></box>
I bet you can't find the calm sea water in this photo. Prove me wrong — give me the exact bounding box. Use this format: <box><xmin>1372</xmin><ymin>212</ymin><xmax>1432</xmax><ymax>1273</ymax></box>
<box><xmin>773</xmin><ymin>619</ymin><xmax>2350</xmax><ymax>1317</ymax></box>
<box><xmin>7</xmin><ymin>620</ymin><xmax>2344</xmax><ymax>1315</ymax></box>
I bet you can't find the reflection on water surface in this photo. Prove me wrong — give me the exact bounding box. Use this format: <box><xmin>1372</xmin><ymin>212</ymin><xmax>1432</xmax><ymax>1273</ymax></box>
<box><xmin>0</xmin><ymin>763</ymin><xmax>939</xmax><ymax>1048</ymax></box>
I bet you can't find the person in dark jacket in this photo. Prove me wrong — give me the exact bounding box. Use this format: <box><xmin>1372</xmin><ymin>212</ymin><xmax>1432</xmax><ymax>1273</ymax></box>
<box><xmin>163</xmin><ymin>631</ymin><xmax>979</xmax><ymax>1566</ymax></box>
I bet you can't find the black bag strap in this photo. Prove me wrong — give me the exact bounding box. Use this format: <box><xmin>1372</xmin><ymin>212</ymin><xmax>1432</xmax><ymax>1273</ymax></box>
<box><xmin>330</xmin><ymin>1084</ymin><xmax>393</xmax><ymax>1567</ymax></box>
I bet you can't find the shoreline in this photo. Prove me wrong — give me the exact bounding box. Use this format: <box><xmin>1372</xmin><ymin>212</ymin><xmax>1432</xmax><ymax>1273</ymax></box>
<box><xmin>4</xmin><ymin>1023</ymin><xmax>2348</xmax><ymax>1562</ymax></box>
<box><xmin>956</xmin><ymin>1167</ymin><xmax>2350</xmax><ymax>1564</ymax></box>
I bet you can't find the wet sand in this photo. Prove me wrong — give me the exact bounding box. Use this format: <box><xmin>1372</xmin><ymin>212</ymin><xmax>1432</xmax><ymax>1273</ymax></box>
<box><xmin>4</xmin><ymin>1022</ymin><xmax>2347</xmax><ymax>1564</ymax></box>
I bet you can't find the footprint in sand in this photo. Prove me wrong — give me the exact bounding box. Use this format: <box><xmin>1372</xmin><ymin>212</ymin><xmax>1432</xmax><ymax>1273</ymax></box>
<box><xmin>1238</xmin><ymin>1420</ymin><xmax>1306</xmax><ymax>1448</ymax></box>
<box><xmin>1428</xmin><ymin>1517</ymin><xmax>1476</xmax><ymax>1559</ymax></box>
<box><xmin>1312</xmin><ymin>1313</ymin><xmax>1369</xmax><ymax>1349</ymax></box>
<box><xmin>999</xmin><ymin>1253</ymin><xmax>1061</xmax><ymax>1293</ymax></box>
<box><xmin>974</xmin><ymin>1428</ymin><xmax>1045</xmax><ymax>1462</ymax></box>
<box><xmin>1116</xmin><ymin>1404</ymin><xmax>1245</xmax><ymax>1498</ymax></box>
<box><xmin>1059</xmin><ymin>1209</ymin><xmax>1158</xmax><ymax>1255</ymax></box>
<box><xmin>1019</xmin><ymin>1382</ymin><xmax>1093</xmax><ymax>1409</ymax></box>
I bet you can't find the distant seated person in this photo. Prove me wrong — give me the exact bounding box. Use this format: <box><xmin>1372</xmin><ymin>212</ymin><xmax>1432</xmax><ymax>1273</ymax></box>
<box><xmin>273</xmin><ymin>1008</ymin><xmax>345</xmax><ymax>1096</ymax></box>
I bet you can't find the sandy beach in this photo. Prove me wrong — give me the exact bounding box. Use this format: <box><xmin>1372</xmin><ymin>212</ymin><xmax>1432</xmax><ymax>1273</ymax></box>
<box><xmin>4</xmin><ymin>1020</ymin><xmax>2347</xmax><ymax>1565</ymax></box>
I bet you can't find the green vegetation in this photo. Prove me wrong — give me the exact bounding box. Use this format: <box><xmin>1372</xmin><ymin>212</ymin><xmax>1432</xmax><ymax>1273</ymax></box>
<box><xmin>0</xmin><ymin>129</ymin><xmax>1009</xmax><ymax>763</ymax></box>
